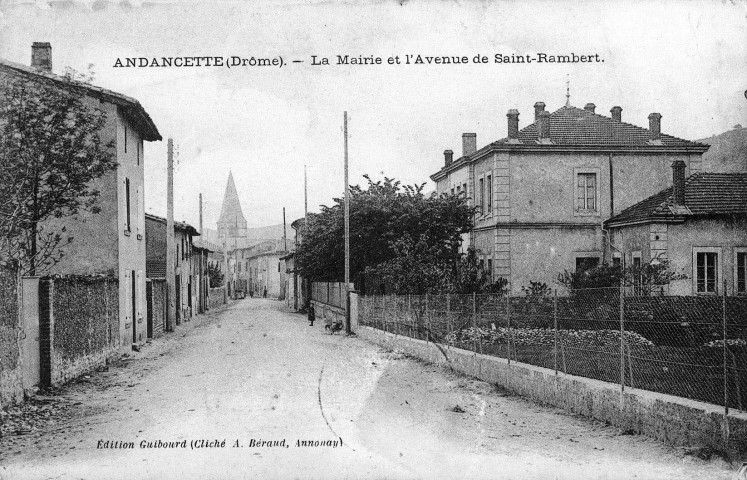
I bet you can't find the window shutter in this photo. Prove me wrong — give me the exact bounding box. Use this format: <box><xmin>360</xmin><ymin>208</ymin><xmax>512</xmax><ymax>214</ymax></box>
<box><xmin>136</xmin><ymin>270</ymin><xmax>143</xmax><ymax>322</ymax></box>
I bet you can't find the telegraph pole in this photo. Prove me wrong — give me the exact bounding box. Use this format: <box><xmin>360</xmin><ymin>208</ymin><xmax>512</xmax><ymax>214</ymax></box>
<box><xmin>165</xmin><ymin>138</ymin><xmax>176</xmax><ymax>332</ymax></box>
<box><xmin>304</xmin><ymin>165</ymin><xmax>308</xmax><ymax>307</ymax></box>
<box><xmin>283</xmin><ymin>207</ymin><xmax>287</xmax><ymax>252</ymax></box>
<box><xmin>344</xmin><ymin>112</ymin><xmax>351</xmax><ymax>334</ymax></box>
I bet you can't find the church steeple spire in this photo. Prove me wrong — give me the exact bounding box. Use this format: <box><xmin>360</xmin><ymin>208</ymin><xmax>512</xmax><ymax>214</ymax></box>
<box><xmin>217</xmin><ymin>171</ymin><xmax>247</xmax><ymax>242</ymax></box>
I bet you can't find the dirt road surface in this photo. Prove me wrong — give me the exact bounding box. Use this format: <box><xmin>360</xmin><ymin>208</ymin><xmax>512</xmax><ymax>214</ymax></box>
<box><xmin>0</xmin><ymin>299</ymin><xmax>737</xmax><ymax>480</ymax></box>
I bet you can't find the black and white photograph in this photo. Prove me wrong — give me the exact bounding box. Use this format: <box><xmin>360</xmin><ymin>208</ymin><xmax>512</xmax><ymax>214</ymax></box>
<box><xmin>0</xmin><ymin>1</ymin><xmax>746</xmax><ymax>478</ymax></box>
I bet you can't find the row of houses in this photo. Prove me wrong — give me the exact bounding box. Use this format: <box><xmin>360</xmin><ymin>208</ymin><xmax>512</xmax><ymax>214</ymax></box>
<box><xmin>0</xmin><ymin>43</ymin><xmax>228</xmax><ymax>404</ymax></box>
<box><xmin>431</xmin><ymin>101</ymin><xmax>746</xmax><ymax>295</ymax></box>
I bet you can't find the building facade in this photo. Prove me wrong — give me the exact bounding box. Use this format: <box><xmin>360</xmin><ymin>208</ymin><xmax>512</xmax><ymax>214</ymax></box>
<box><xmin>0</xmin><ymin>43</ymin><xmax>161</xmax><ymax>347</ymax></box>
<box><xmin>430</xmin><ymin>101</ymin><xmax>709</xmax><ymax>293</ymax></box>
<box><xmin>145</xmin><ymin>214</ymin><xmax>201</xmax><ymax>322</ymax></box>
<box><xmin>605</xmin><ymin>168</ymin><xmax>747</xmax><ymax>295</ymax></box>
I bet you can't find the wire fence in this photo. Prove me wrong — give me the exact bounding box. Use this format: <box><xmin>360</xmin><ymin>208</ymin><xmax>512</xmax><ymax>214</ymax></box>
<box><xmin>358</xmin><ymin>284</ymin><xmax>747</xmax><ymax>412</ymax></box>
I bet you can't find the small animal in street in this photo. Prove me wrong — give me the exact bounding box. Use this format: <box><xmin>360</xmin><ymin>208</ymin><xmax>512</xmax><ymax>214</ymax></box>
<box><xmin>325</xmin><ymin>321</ymin><xmax>343</xmax><ymax>334</ymax></box>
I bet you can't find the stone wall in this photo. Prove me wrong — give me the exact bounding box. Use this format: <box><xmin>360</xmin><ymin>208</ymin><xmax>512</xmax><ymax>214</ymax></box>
<box><xmin>355</xmin><ymin>325</ymin><xmax>747</xmax><ymax>455</ymax></box>
<box><xmin>45</xmin><ymin>276</ymin><xmax>119</xmax><ymax>387</ymax></box>
<box><xmin>0</xmin><ymin>265</ymin><xmax>22</xmax><ymax>406</ymax></box>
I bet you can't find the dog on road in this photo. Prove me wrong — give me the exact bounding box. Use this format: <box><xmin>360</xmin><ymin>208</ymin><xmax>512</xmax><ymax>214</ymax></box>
<box><xmin>325</xmin><ymin>321</ymin><xmax>343</xmax><ymax>334</ymax></box>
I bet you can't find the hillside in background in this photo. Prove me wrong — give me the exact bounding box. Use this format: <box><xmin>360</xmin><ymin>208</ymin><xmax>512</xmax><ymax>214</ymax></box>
<box><xmin>698</xmin><ymin>125</ymin><xmax>747</xmax><ymax>173</ymax></box>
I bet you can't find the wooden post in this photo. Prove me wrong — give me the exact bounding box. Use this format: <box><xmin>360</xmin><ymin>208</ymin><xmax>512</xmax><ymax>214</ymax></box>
<box><xmin>723</xmin><ymin>279</ymin><xmax>730</xmax><ymax>444</ymax></box>
<box><xmin>554</xmin><ymin>289</ymin><xmax>558</xmax><ymax>376</ymax></box>
<box><xmin>344</xmin><ymin>112</ymin><xmax>351</xmax><ymax>335</ymax></box>
<box><xmin>165</xmin><ymin>138</ymin><xmax>176</xmax><ymax>332</ymax></box>
<box><xmin>620</xmin><ymin>280</ymin><xmax>626</xmax><ymax>399</ymax></box>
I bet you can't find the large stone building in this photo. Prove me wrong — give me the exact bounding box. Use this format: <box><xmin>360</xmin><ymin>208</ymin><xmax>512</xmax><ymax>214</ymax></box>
<box><xmin>430</xmin><ymin>101</ymin><xmax>709</xmax><ymax>293</ymax></box>
<box><xmin>0</xmin><ymin>43</ymin><xmax>161</xmax><ymax>347</ymax></box>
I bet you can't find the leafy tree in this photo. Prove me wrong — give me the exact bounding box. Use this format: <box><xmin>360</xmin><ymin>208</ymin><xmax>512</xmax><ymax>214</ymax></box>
<box><xmin>0</xmin><ymin>68</ymin><xmax>115</xmax><ymax>274</ymax></box>
<box><xmin>208</xmin><ymin>263</ymin><xmax>224</xmax><ymax>288</ymax></box>
<box><xmin>295</xmin><ymin>175</ymin><xmax>474</xmax><ymax>289</ymax></box>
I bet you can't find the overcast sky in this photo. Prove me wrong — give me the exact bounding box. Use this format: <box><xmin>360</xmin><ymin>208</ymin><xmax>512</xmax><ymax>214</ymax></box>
<box><xmin>0</xmin><ymin>0</ymin><xmax>745</xmax><ymax>230</ymax></box>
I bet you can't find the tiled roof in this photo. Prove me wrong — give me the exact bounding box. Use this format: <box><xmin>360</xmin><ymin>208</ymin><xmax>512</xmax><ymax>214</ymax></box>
<box><xmin>0</xmin><ymin>58</ymin><xmax>161</xmax><ymax>141</ymax></box>
<box><xmin>145</xmin><ymin>213</ymin><xmax>200</xmax><ymax>236</ymax></box>
<box><xmin>495</xmin><ymin>105</ymin><xmax>707</xmax><ymax>148</ymax></box>
<box><xmin>605</xmin><ymin>173</ymin><xmax>747</xmax><ymax>226</ymax></box>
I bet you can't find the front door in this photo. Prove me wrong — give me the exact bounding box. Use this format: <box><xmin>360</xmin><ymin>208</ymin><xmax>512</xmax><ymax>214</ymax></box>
<box><xmin>175</xmin><ymin>275</ymin><xmax>181</xmax><ymax>324</ymax></box>
<box><xmin>146</xmin><ymin>280</ymin><xmax>153</xmax><ymax>338</ymax></box>
<box><xmin>21</xmin><ymin>277</ymin><xmax>40</xmax><ymax>390</ymax></box>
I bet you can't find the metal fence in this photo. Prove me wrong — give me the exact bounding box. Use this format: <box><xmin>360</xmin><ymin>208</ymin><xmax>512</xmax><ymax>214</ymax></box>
<box><xmin>358</xmin><ymin>284</ymin><xmax>747</xmax><ymax>412</ymax></box>
<box><xmin>311</xmin><ymin>282</ymin><xmax>346</xmax><ymax>309</ymax></box>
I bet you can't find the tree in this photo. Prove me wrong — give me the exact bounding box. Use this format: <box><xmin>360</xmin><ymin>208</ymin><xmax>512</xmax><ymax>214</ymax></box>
<box><xmin>208</xmin><ymin>263</ymin><xmax>224</xmax><ymax>288</ymax></box>
<box><xmin>0</xmin><ymin>68</ymin><xmax>116</xmax><ymax>274</ymax></box>
<box><xmin>295</xmin><ymin>175</ymin><xmax>474</xmax><ymax>290</ymax></box>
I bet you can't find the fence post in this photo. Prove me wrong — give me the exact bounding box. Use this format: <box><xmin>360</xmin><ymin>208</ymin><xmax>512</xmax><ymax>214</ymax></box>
<box><xmin>723</xmin><ymin>279</ymin><xmax>730</xmax><ymax>445</ymax></box>
<box><xmin>506</xmin><ymin>294</ymin><xmax>511</xmax><ymax>365</ymax></box>
<box><xmin>554</xmin><ymin>289</ymin><xmax>558</xmax><ymax>376</ymax></box>
<box><xmin>425</xmin><ymin>292</ymin><xmax>430</xmax><ymax>342</ymax></box>
<box><xmin>620</xmin><ymin>281</ymin><xmax>625</xmax><ymax>398</ymax></box>
<box><xmin>472</xmin><ymin>292</ymin><xmax>478</xmax><ymax>354</ymax></box>
<box><xmin>446</xmin><ymin>293</ymin><xmax>451</xmax><ymax>341</ymax></box>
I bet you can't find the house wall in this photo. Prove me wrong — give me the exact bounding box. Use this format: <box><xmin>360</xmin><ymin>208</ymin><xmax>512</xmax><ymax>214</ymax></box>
<box><xmin>45</xmin><ymin>100</ymin><xmax>119</xmax><ymax>276</ymax></box>
<box><xmin>510</xmin><ymin>227</ymin><xmax>601</xmax><ymax>292</ymax></box>
<box><xmin>115</xmin><ymin>111</ymin><xmax>147</xmax><ymax>347</ymax></box>
<box><xmin>668</xmin><ymin>218</ymin><xmax>747</xmax><ymax>295</ymax></box>
<box><xmin>611</xmin><ymin>217</ymin><xmax>747</xmax><ymax>295</ymax></box>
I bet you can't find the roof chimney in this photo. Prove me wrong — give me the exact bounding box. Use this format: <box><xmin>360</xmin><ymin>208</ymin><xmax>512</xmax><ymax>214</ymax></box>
<box><xmin>648</xmin><ymin>112</ymin><xmax>662</xmax><ymax>141</ymax></box>
<box><xmin>462</xmin><ymin>133</ymin><xmax>476</xmax><ymax>157</ymax></box>
<box><xmin>671</xmin><ymin>160</ymin><xmax>686</xmax><ymax>206</ymax></box>
<box><xmin>444</xmin><ymin>149</ymin><xmax>454</xmax><ymax>167</ymax></box>
<box><xmin>507</xmin><ymin>109</ymin><xmax>519</xmax><ymax>140</ymax></box>
<box><xmin>584</xmin><ymin>103</ymin><xmax>596</xmax><ymax>114</ymax></box>
<box><xmin>538</xmin><ymin>110</ymin><xmax>551</xmax><ymax>141</ymax></box>
<box><xmin>610</xmin><ymin>106</ymin><xmax>622</xmax><ymax>122</ymax></box>
<box><xmin>534</xmin><ymin>102</ymin><xmax>546</xmax><ymax>121</ymax></box>
<box><xmin>31</xmin><ymin>42</ymin><xmax>52</xmax><ymax>72</ymax></box>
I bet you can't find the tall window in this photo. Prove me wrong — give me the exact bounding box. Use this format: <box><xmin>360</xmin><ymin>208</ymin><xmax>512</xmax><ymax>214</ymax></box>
<box><xmin>487</xmin><ymin>259</ymin><xmax>493</xmax><ymax>282</ymax></box>
<box><xmin>125</xmin><ymin>178</ymin><xmax>131</xmax><ymax>231</ymax></box>
<box><xmin>696</xmin><ymin>251</ymin><xmax>718</xmax><ymax>293</ymax></box>
<box><xmin>487</xmin><ymin>175</ymin><xmax>492</xmax><ymax>213</ymax></box>
<box><xmin>736</xmin><ymin>251</ymin><xmax>746</xmax><ymax>294</ymax></box>
<box><xmin>124</xmin><ymin>125</ymin><xmax>128</xmax><ymax>153</ymax></box>
<box><xmin>479</xmin><ymin>178</ymin><xmax>485</xmax><ymax>212</ymax></box>
<box><xmin>577</xmin><ymin>173</ymin><xmax>596</xmax><ymax>211</ymax></box>
<box><xmin>462</xmin><ymin>183</ymin><xmax>467</xmax><ymax>196</ymax></box>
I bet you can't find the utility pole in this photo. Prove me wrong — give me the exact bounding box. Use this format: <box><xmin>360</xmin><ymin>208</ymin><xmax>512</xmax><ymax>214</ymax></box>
<box><xmin>283</xmin><ymin>207</ymin><xmax>287</xmax><ymax>252</ymax></box>
<box><xmin>304</xmin><ymin>164</ymin><xmax>308</xmax><ymax>307</ymax></box>
<box><xmin>198</xmin><ymin>193</ymin><xmax>203</xmax><ymax>234</ymax></box>
<box><xmin>344</xmin><ymin>111</ymin><xmax>351</xmax><ymax>335</ymax></box>
<box><xmin>165</xmin><ymin>138</ymin><xmax>176</xmax><ymax>332</ymax></box>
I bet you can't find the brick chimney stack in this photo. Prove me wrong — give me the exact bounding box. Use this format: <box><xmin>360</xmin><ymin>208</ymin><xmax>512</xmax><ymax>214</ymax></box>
<box><xmin>538</xmin><ymin>110</ymin><xmax>551</xmax><ymax>141</ymax></box>
<box><xmin>462</xmin><ymin>133</ymin><xmax>476</xmax><ymax>157</ymax></box>
<box><xmin>444</xmin><ymin>149</ymin><xmax>454</xmax><ymax>167</ymax></box>
<box><xmin>31</xmin><ymin>42</ymin><xmax>52</xmax><ymax>72</ymax></box>
<box><xmin>671</xmin><ymin>160</ymin><xmax>686</xmax><ymax>206</ymax></box>
<box><xmin>507</xmin><ymin>109</ymin><xmax>519</xmax><ymax>139</ymax></box>
<box><xmin>610</xmin><ymin>106</ymin><xmax>622</xmax><ymax>122</ymax></box>
<box><xmin>534</xmin><ymin>102</ymin><xmax>546</xmax><ymax>121</ymax></box>
<box><xmin>648</xmin><ymin>113</ymin><xmax>662</xmax><ymax>141</ymax></box>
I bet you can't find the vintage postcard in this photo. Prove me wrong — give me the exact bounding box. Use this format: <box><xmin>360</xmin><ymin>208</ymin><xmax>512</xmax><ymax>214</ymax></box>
<box><xmin>0</xmin><ymin>1</ymin><xmax>745</xmax><ymax>479</ymax></box>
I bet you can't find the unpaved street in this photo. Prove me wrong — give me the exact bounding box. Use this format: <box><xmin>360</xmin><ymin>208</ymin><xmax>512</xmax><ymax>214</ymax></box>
<box><xmin>0</xmin><ymin>299</ymin><xmax>736</xmax><ymax>479</ymax></box>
